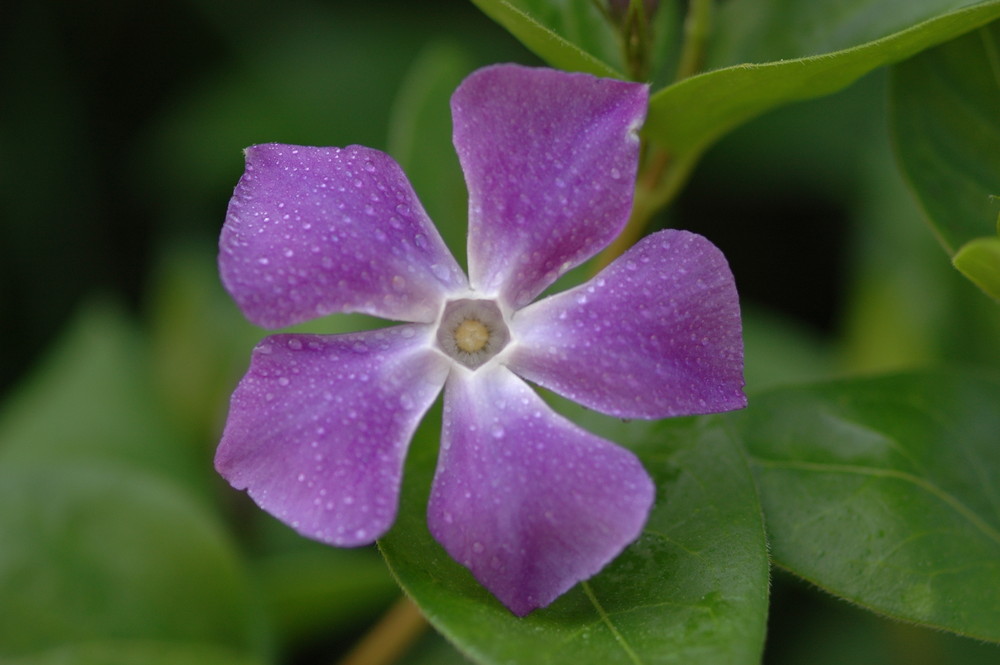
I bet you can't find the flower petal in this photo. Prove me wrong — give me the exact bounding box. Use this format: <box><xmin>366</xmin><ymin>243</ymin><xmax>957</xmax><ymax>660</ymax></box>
<box><xmin>508</xmin><ymin>230</ymin><xmax>746</xmax><ymax>419</ymax></box>
<box><xmin>216</xmin><ymin>325</ymin><xmax>448</xmax><ymax>546</ymax></box>
<box><xmin>219</xmin><ymin>144</ymin><xmax>466</xmax><ymax>328</ymax></box>
<box><xmin>452</xmin><ymin>64</ymin><xmax>647</xmax><ymax>307</ymax></box>
<box><xmin>428</xmin><ymin>367</ymin><xmax>654</xmax><ymax>616</ymax></box>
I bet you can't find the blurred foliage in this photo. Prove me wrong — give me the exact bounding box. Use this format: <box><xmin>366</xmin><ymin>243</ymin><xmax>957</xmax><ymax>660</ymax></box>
<box><xmin>2</xmin><ymin>1</ymin><xmax>999</xmax><ymax>664</ymax></box>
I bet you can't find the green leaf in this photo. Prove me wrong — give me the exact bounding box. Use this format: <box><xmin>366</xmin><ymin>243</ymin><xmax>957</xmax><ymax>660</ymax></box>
<box><xmin>0</xmin><ymin>462</ymin><xmax>268</xmax><ymax>659</ymax></box>
<box><xmin>470</xmin><ymin>0</ymin><xmax>623</xmax><ymax>78</ymax></box>
<box><xmin>953</xmin><ymin>235</ymin><xmax>1000</xmax><ymax>299</ymax></box>
<box><xmin>0</xmin><ymin>302</ymin><xmax>208</xmax><ymax>497</ymax></box>
<box><xmin>709</xmin><ymin>0</ymin><xmax>999</xmax><ymax>66</ymax></box>
<box><xmin>380</xmin><ymin>408</ymin><xmax>769</xmax><ymax>665</ymax></box>
<box><xmin>890</xmin><ymin>23</ymin><xmax>1000</xmax><ymax>300</ymax></box>
<box><xmin>734</xmin><ymin>371</ymin><xmax>1000</xmax><ymax>642</ymax></box>
<box><xmin>7</xmin><ymin>641</ymin><xmax>264</xmax><ymax>665</ymax></box>
<box><xmin>387</xmin><ymin>42</ymin><xmax>474</xmax><ymax>263</ymax></box>
<box><xmin>890</xmin><ymin>22</ymin><xmax>1000</xmax><ymax>254</ymax></box>
<box><xmin>645</xmin><ymin>2</ymin><xmax>1000</xmax><ymax>169</ymax></box>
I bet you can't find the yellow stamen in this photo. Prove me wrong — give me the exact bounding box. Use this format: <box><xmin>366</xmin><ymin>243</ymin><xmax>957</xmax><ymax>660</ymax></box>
<box><xmin>454</xmin><ymin>320</ymin><xmax>489</xmax><ymax>353</ymax></box>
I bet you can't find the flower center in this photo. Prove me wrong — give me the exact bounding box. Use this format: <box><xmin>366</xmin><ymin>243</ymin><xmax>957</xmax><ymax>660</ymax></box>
<box><xmin>436</xmin><ymin>299</ymin><xmax>510</xmax><ymax>370</ymax></box>
<box><xmin>454</xmin><ymin>319</ymin><xmax>490</xmax><ymax>353</ymax></box>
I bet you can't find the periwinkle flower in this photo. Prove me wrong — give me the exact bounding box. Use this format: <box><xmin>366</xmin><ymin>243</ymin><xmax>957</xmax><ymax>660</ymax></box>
<box><xmin>216</xmin><ymin>64</ymin><xmax>745</xmax><ymax>616</ymax></box>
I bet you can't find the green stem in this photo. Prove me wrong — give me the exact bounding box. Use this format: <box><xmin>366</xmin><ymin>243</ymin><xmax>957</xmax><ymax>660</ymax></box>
<box><xmin>675</xmin><ymin>0</ymin><xmax>713</xmax><ymax>81</ymax></box>
<box><xmin>592</xmin><ymin>147</ymin><xmax>696</xmax><ymax>273</ymax></box>
<box><xmin>592</xmin><ymin>0</ymin><xmax>714</xmax><ymax>273</ymax></box>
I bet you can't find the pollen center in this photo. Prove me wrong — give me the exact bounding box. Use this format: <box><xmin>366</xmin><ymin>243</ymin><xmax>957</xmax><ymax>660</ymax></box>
<box><xmin>455</xmin><ymin>319</ymin><xmax>489</xmax><ymax>353</ymax></box>
<box><xmin>436</xmin><ymin>298</ymin><xmax>510</xmax><ymax>370</ymax></box>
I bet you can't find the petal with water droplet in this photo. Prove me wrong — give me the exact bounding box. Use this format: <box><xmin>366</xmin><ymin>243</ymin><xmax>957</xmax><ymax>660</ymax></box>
<box><xmin>428</xmin><ymin>367</ymin><xmax>653</xmax><ymax>616</ymax></box>
<box><xmin>220</xmin><ymin>144</ymin><xmax>466</xmax><ymax>328</ymax></box>
<box><xmin>216</xmin><ymin>324</ymin><xmax>448</xmax><ymax>546</ymax></box>
<box><xmin>452</xmin><ymin>65</ymin><xmax>647</xmax><ymax>306</ymax></box>
<box><xmin>508</xmin><ymin>230</ymin><xmax>746</xmax><ymax>419</ymax></box>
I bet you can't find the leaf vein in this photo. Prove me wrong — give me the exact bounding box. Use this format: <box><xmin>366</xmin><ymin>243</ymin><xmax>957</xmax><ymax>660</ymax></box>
<box><xmin>581</xmin><ymin>581</ymin><xmax>644</xmax><ymax>665</ymax></box>
<box><xmin>751</xmin><ymin>458</ymin><xmax>1000</xmax><ymax>547</ymax></box>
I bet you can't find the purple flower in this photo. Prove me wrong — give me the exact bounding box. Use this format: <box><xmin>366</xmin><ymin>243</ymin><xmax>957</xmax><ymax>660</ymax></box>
<box><xmin>216</xmin><ymin>64</ymin><xmax>745</xmax><ymax>616</ymax></box>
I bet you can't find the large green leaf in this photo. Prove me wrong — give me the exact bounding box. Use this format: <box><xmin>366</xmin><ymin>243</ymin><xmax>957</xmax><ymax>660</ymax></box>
<box><xmin>890</xmin><ymin>23</ymin><xmax>1000</xmax><ymax>297</ymax></box>
<box><xmin>734</xmin><ymin>371</ymin><xmax>1000</xmax><ymax>642</ymax></box>
<box><xmin>891</xmin><ymin>22</ymin><xmax>1000</xmax><ymax>254</ymax></box>
<box><xmin>380</xmin><ymin>408</ymin><xmax>769</xmax><ymax>665</ymax></box>
<box><xmin>708</xmin><ymin>0</ymin><xmax>995</xmax><ymax>66</ymax></box>
<box><xmin>645</xmin><ymin>2</ymin><xmax>1000</xmax><ymax>170</ymax></box>
<box><xmin>0</xmin><ymin>462</ymin><xmax>267</xmax><ymax>659</ymax></box>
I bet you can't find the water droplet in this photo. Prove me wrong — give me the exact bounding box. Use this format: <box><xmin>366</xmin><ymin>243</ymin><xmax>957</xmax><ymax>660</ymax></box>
<box><xmin>363</xmin><ymin>160</ymin><xmax>376</xmax><ymax>173</ymax></box>
<box><xmin>472</xmin><ymin>542</ymin><xmax>484</xmax><ymax>553</ymax></box>
<box><xmin>278</xmin><ymin>376</ymin><xmax>290</xmax><ymax>386</ymax></box>
<box><xmin>395</xmin><ymin>203</ymin><xmax>410</xmax><ymax>216</ymax></box>
<box><xmin>490</xmin><ymin>424</ymin><xmax>505</xmax><ymax>439</ymax></box>
<box><xmin>287</xmin><ymin>338</ymin><xmax>303</xmax><ymax>350</ymax></box>
<box><xmin>610</xmin><ymin>167</ymin><xmax>621</xmax><ymax>179</ymax></box>
<box><xmin>430</xmin><ymin>264</ymin><xmax>451</xmax><ymax>281</ymax></box>
<box><xmin>257</xmin><ymin>257</ymin><xmax>270</xmax><ymax>265</ymax></box>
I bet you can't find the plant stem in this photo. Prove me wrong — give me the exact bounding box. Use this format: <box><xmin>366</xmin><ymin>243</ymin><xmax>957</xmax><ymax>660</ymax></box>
<box><xmin>337</xmin><ymin>596</ymin><xmax>428</xmax><ymax>665</ymax></box>
<box><xmin>592</xmin><ymin>147</ymin><xmax>695</xmax><ymax>273</ymax></box>
<box><xmin>675</xmin><ymin>0</ymin><xmax>713</xmax><ymax>82</ymax></box>
<box><xmin>592</xmin><ymin>0</ymin><xmax>714</xmax><ymax>273</ymax></box>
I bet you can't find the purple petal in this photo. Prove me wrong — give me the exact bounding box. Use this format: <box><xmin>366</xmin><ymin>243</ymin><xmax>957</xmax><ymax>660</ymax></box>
<box><xmin>216</xmin><ymin>326</ymin><xmax>448</xmax><ymax>546</ymax></box>
<box><xmin>219</xmin><ymin>144</ymin><xmax>466</xmax><ymax>328</ymax></box>
<box><xmin>508</xmin><ymin>230</ymin><xmax>746</xmax><ymax>419</ymax></box>
<box><xmin>428</xmin><ymin>367</ymin><xmax>654</xmax><ymax>616</ymax></box>
<box><xmin>452</xmin><ymin>65</ymin><xmax>648</xmax><ymax>307</ymax></box>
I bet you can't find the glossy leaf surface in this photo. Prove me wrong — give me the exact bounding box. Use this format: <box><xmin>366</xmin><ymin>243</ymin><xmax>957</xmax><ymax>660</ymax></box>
<box><xmin>645</xmin><ymin>2</ymin><xmax>1000</xmax><ymax>168</ymax></box>
<box><xmin>890</xmin><ymin>23</ymin><xmax>1000</xmax><ymax>297</ymax></box>
<box><xmin>736</xmin><ymin>371</ymin><xmax>1000</xmax><ymax>642</ymax></box>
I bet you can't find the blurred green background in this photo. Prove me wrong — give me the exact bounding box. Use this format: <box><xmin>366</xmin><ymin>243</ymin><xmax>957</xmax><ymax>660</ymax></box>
<box><xmin>2</xmin><ymin>1</ymin><xmax>998</xmax><ymax>664</ymax></box>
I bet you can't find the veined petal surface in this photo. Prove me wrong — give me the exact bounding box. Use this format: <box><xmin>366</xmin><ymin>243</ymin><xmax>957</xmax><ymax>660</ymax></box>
<box><xmin>219</xmin><ymin>144</ymin><xmax>466</xmax><ymax>328</ymax></box>
<box><xmin>452</xmin><ymin>64</ymin><xmax>647</xmax><ymax>307</ymax></box>
<box><xmin>508</xmin><ymin>230</ymin><xmax>746</xmax><ymax>419</ymax></box>
<box><xmin>216</xmin><ymin>326</ymin><xmax>449</xmax><ymax>546</ymax></box>
<box><xmin>428</xmin><ymin>367</ymin><xmax>654</xmax><ymax>616</ymax></box>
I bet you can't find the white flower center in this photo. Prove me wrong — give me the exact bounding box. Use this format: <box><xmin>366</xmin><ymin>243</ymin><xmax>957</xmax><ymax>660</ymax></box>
<box><xmin>436</xmin><ymin>299</ymin><xmax>510</xmax><ymax>370</ymax></box>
